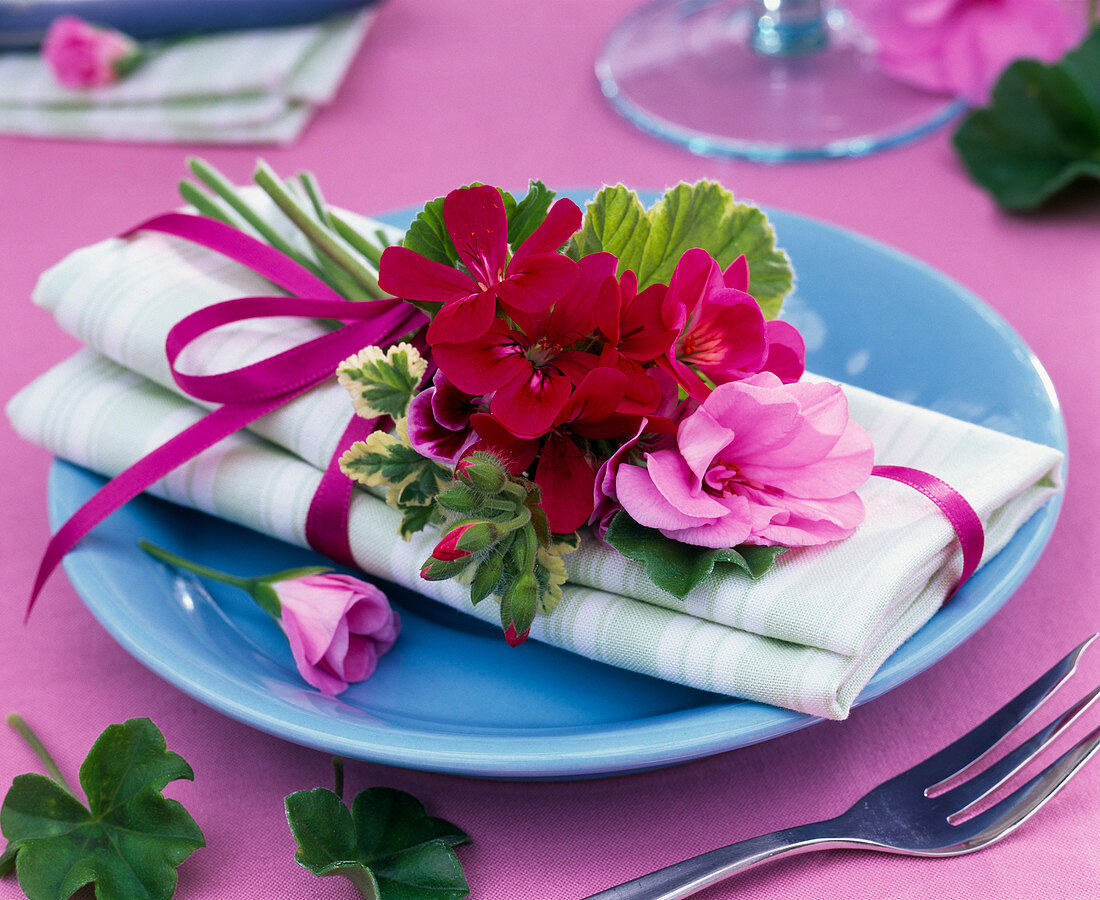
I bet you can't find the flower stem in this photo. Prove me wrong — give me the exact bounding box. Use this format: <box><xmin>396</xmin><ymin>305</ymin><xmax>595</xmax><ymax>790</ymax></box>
<box><xmin>138</xmin><ymin>540</ymin><xmax>250</xmax><ymax>589</ymax></box>
<box><xmin>7</xmin><ymin>714</ymin><xmax>76</xmax><ymax>797</ymax></box>
<box><xmin>332</xmin><ymin>757</ymin><xmax>345</xmax><ymax>801</ymax></box>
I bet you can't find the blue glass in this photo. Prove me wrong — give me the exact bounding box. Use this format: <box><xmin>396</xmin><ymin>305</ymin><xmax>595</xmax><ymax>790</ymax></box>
<box><xmin>48</xmin><ymin>200</ymin><xmax>1065</xmax><ymax>779</ymax></box>
<box><xmin>596</xmin><ymin>0</ymin><xmax>968</xmax><ymax>162</ymax></box>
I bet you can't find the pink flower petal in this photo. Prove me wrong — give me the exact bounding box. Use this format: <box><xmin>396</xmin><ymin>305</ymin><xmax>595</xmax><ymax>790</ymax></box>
<box><xmin>762</xmin><ymin>319</ymin><xmax>806</xmax><ymax>383</ymax></box>
<box><xmin>615</xmin><ymin>463</ymin><xmax>717</xmax><ymax>531</ymax></box>
<box><xmin>645</xmin><ymin>449</ymin><xmax>731</xmax><ymax>517</ymax></box>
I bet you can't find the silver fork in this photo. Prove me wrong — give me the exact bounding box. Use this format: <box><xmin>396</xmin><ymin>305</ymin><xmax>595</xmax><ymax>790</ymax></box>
<box><xmin>584</xmin><ymin>635</ymin><xmax>1100</xmax><ymax>900</ymax></box>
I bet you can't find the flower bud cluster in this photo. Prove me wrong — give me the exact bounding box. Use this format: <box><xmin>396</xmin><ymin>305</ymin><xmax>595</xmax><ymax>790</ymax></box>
<box><xmin>419</xmin><ymin>452</ymin><xmax>559</xmax><ymax>646</ymax></box>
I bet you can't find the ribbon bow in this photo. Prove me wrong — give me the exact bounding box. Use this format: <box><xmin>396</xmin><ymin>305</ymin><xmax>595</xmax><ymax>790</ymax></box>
<box><xmin>29</xmin><ymin>212</ymin><xmax>425</xmax><ymax>615</ymax></box>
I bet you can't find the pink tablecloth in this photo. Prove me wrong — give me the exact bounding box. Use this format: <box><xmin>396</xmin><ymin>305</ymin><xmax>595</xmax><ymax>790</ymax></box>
<box><xmin>2</xmin><ymin>2</ymin><xmax>1098</xmax><ymax>897</ymax></box>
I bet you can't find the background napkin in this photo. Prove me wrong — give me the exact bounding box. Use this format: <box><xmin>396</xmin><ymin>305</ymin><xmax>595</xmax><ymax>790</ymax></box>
<box><xmin>6</xmin><ymin>216</ymin><xmax>1065</xmax><ymax>719</ymax></box>
<box><xmin>0</xmin><ymin>12</ymin><xmax>373</xmax><ymax>144</ymax></box>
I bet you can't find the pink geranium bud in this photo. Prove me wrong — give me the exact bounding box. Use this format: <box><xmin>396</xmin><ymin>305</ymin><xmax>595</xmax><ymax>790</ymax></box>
<box><xmin>272</xmin><ymin>574</ymin><xmax>400</xmax><ymax>696</ymax></box>
<box><xmin>42</xmin><ymin>15</ymin><xmax>140</xmax><ymax>88</ymax></box>
<box><xmin>504</xmin><ymin>622</ymin><xmax>530</xmax><ymax>648</ymax></box>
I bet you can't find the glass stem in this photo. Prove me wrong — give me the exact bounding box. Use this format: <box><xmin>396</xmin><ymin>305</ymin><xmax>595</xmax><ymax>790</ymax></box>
<box><xmin>749</xmin><ymin>0</ymin><xmax>828</xmax><ymax>56</ymax></box>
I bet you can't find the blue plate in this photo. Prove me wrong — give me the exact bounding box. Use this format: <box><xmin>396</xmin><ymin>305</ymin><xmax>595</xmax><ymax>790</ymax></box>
<box><xmin>48</xmin><ymin>202</ymin><xmax>1066</xmax><ymax>779</ymax></box>
<box><xmin>0</xmin><ymin>0</ymin><xmax>381</xmax><ymax>48</ymax></box>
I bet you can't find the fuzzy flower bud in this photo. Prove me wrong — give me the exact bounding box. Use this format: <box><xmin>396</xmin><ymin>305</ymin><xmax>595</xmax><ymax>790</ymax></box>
<box><xmin>455</xmin><ymin>456</ymin><xmax>508</xmax><ymax>494</ymax></box>
<box><xmin>431</xmin><ymin>522</ymin><xmax>501</xmax><ymax>562</ymax></box>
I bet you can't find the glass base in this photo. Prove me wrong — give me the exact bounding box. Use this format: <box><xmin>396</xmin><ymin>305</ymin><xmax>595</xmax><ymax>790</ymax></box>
<box><xmin>596</xmin><ymin>0</ymin><xmax>967</xmax><ymax>162</ymax></box>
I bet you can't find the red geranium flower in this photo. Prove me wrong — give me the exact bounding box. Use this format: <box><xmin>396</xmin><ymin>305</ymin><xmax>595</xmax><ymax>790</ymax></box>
<box><xmin>431</xmin><ymin>253</ymin><xmax>618</xmax><ymax>438</ymax></box>
<box><xmin>378</xmin><ymin>185</ymin><xmax>582</xmax><ymax>344</ymax></box>
<box><xmin>468</xmin><ymin>368</ymin><xmax>671</xmax><ymax>533</ymax></box>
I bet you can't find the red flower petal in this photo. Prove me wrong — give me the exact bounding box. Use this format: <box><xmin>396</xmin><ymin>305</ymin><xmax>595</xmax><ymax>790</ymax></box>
<box><xmin>496</xmin><ymin>252</ymin><xmax>578</xmax><ymax>314</ymax></box>
<box><xmin>443</xmin><ymin>185</ymin><xmax>509</xmax><ymax>287</ymax></box>
<box><xmin>490</xmin><ymin>365</ymin><xmax>574</xmax><ymax>438</ymax></box>
<box><xmin>378</xmin><ymin>246</ymin><xmax>477</xmax><ymax>303</ymax></box>
<box><xmin>534</xmin><ymin>433</ymin><xmax>596</xmax><ymax>533</ymax></box>
<box><xmin>431</xmin><ymin>319</ymin><xmax>529</xmax><ymax>394</ymax></box>
<box><xmin>547</xmin><ymin>251</ymin><xmax>618</xmax><ymax>342</ymax></box>
<box><xmin>425</xmin><ymin>287</ymin><xmax>499</xmax><ymax>344</ymax></box>
<box><xmin>467</xmin><ymin>413</ymin><xmax>539</xmax><ymax>473</ymax></box>
<box><xmin>509</xmin><ymin>198</ymin><xmax>583</xmax><ymax>265</ymax></box>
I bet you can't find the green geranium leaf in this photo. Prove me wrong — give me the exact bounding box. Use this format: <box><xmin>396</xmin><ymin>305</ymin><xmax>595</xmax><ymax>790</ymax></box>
<box><xmin>572</xmin><ymin>181</ymin><xmax>794</xmax><ymax>317</ymax></box>
<box><xmin>507</xmin><ymin>180</ymin><xmax>557</xmax><ymax>248</ymax></box>
<box><xmin>953</xmin><ymin>29</ymin><xmax>1100</xmax><ymax>210</ymax></box>
<box><xmin>338</xmin><ymin>343</ymin><xmax>428</xmax><ymax>421</ymax></box>
<box><xmin>0</xmin><ymin>718</ymin><xmax>204</xmax><ymax>900</ymax></box>
<box><xmin>286</xmin><ymin>786</ymin><xmax>470</xmax><ymax>900</ymax></box>
<box><xmin>604</xmin><ymin>512</ymin><xmax>786</xmax><ymax>599</ymax></box>
<box><xmin>402</xmin><ymin>195</ymin><xmax>459</xmax><ymax>267</ymax></box>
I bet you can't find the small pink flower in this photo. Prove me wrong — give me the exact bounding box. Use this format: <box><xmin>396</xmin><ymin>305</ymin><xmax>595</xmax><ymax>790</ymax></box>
<box><xmin>42</xmin><ymin>16</ymin><xmax>140</xmax><ymax>88</ymax></box>
<box><xmin>274</xmin><ymin>574</ymin><xmax>400</xmax><ymax>696</ymax></box>
<box><xmin>614</xmin><ymin>373</ymin><xmax>875</xmax><ymax>549</ymax></box>
<box><xmin>849</xmin><ymin>0</ymin><xmax>1081</xmax><ymax>105</ymax></box>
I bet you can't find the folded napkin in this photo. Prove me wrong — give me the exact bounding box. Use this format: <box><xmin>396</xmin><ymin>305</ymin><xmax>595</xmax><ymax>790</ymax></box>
<box><xmin>7</xmin><ymin>214</ymin><xmax>1065</xmax><ymax>719</ymax></box>
<box><xmin>0</xmin><ymin>12</ymin><xmax>373</xmax><ymax>144</ymax></box>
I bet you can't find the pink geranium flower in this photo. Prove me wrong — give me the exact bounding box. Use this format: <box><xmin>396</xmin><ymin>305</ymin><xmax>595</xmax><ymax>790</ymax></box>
<box><xmin>613</xmin><ymin>372</ymin><xmax>875</xmax><ymax>549</ymax></box>
<box><xmin>274</xmin><ymin>573</ymin><xmax>400</xmax><ymax>696</ymax></box>
<box><xmin>378</xmin><ymin>185</ymin><xmax>582</xmax><ymax>344</ymax></box>
<box><xmin>43</xmin><ymin>16</ymin><xmax>140</xmax><ymax>88</ymax></box>
<box><xmin>850</xmin><ymin>0</ymin><xmax>1081</xmax><ymax>104</ymax></box>
<box><xmin>661</xmin><ymin>250</ymin><xmax>805</xmax><ymax>400</ymax></box>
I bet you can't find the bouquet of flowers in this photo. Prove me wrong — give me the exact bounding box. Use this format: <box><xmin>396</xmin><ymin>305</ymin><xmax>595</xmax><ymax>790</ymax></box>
<box><xmin>328</xmin><ymin>178</ymin><xmax>875</xmax><ymax>645</ymax></box>
<box><xmin>9</xmin><ymin>161</ymin><xmax>1064</xmax><ymax>718</ymax></box>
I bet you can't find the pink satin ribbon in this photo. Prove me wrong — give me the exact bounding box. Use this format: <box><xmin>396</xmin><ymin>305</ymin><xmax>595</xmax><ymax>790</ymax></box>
<box><xmin>30</xmin><ymin>212</ymin><xmax>986</xmax><ymax>618</ymax></box>
<box><xmin>29</xmin><ymin>213</ymin><xmax>425</xmax><ymax>614</ymax></box>
<box><xmin>872</xmin><ymin>464</ymin><xmax>985</xmax><ymax>596</ymax></box>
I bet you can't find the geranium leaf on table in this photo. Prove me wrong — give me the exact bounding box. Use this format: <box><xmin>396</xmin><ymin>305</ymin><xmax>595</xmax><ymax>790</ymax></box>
<box><xmin>953</xmin><ymin>29</ymin><xmax>1100</xmax><ymax>210</ymax></box>
<box><xmin>571</xmin><ymin>182</ymin><xmax>794</xmax><ymax>317</ymax></box>
<box><xmin>604</xmin><ymin>512</ymin><xmax>786</xmax><ymax>599</ymax></box>
<box><xmin>0</xmin><ymin>718</ymin><xmax>203</xmax><ymax>900</ymax></box>
<box><xmin>285</xmin><ymin>786</ymin><xmax>470</xmax><ymax>900</ymax></box>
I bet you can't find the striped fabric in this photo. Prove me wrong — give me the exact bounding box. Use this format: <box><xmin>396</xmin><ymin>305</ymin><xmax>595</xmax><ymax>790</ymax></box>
<box><xmin>0</xmin><ymin>12</ymin><xmax>373</xmax><ymax>144</ymax></box>
<box><xmin>6</xmin><ymin>210</ymin><xmax>1065</xmax><ymax>719</ymax></box>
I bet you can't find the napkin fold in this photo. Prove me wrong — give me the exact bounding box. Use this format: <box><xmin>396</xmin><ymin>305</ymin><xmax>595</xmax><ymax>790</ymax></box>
<box><xmin>0</xmin><ymin>12</ymin><xmax>373</xmax><ymax>144</ymax></box>
<box><xmin>6</xmin><ymin>211</ymin><xmax>1065</xmax><ymax>719</ymax></box>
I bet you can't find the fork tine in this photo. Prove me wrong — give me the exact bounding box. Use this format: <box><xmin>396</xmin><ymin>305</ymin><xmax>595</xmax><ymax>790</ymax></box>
<box><xmin>941</xmin><ymin>722</ymin><xmax>1100</xmax><ymax>849</ymax></box>
<box><xmin>909</xmin><ymin>635</ymin><xmax>1096</xmax><ymax>792</ymax></box>
<box><xmin>937</xmin><ymin>684</ymin><xmax>1100</xmax><ymax>813</ymax></box>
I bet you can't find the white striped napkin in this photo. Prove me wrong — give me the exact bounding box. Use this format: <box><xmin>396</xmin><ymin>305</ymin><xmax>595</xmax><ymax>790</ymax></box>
<box><xmin>6</xmin><ymin>217</ymin><xmax>1065</xmax><ymax>719</ymax></box>
<box><xmin>0</xmin><ymin>12</ymin><xmax>373</xmax><ymax>144</ymax></box>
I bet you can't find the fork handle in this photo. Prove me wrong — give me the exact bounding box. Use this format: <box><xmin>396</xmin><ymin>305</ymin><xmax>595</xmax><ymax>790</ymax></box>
<box><xmin>582</xmin><ymin>818</ymin><xmax>862</xmax><ymax>899</ymax></box>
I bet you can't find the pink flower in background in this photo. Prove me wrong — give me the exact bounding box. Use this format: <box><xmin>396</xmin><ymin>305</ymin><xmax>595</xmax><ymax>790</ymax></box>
<box><xmin>850</xmin><ymin>0</ymin><xmax>1081</xmax><ymax>104</ymax></box>
<box><xmin>274</xmin><ymin>574</ymin><xmax>400</xmax><ymax>696</ymax></box>
<box><xmin>613</xmin><ymin>372</ymin><xmax>875</xmax><ymax>549</ymax></box>
<box><xmin>42</xmin><ymin>15</ymin><xmax>139</xmax><ymax>88</ymax></box>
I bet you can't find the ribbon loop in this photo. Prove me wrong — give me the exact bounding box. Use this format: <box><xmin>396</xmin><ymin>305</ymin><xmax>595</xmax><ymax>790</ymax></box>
<box><xmin>872</xmin><ymin>464</ymin><xmax>985</xmax><ymax>596</ymax></box>
<box><xmin>29</xmin><ymin>213</ymin><xmax>426</xmax><ymax>613</ymax></box>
